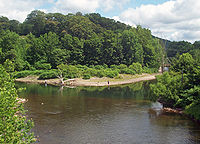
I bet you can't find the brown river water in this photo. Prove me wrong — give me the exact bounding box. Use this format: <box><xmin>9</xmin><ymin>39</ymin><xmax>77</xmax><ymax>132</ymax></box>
<box><xmin>16</xmin><ymin>81</ymin><xmax>200</xmax><ymax>144</ymax></box>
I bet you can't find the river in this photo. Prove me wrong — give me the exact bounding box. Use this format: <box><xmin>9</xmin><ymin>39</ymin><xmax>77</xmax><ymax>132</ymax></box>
<box><xmin>16</xmin><ymin>81</ymin><xmax>200</xmax><ymax>144</ymax></box>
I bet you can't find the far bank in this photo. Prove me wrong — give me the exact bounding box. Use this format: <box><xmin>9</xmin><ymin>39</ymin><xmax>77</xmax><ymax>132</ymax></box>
<box><xmin>15</xmin><ymin>73</ymin><xmax>161</xmax><ymax>87</ymax></box>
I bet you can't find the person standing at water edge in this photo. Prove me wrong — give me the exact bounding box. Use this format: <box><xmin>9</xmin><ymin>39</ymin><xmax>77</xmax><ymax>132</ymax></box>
<box><xmin>45</xmin><ymin>80</ymin><xmax>47</xmax><ymax>86</ymax></box>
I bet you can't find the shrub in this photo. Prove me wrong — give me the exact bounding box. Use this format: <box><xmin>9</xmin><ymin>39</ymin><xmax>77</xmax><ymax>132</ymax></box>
<box><xmin>96</xmin><ymin>70</ymin><xmax>105</xmax><ymax>78</ymax></box>
<box><xmin>57</xmin><ymin>64</ymin><xmax>81</xmax><ymax>79</ymax></box>
<box><xmin>13</xmin><ymin>70</ymin><xmax>34</xmax><ymax>78</ymax></box>
<box><xmin>129</xmin><ymin>62</ymin><xmax>143</xmax><ymax>74</ymax></box>
<box><xmin>32</xmin><ymin>70</ymin><xmax>46</xmax><ymax>75</ymax></box>
<box><xmin>38</xmin><ymin>71</ymin><xmax>57</xmax><ymax>80</ymax></box>
<box><xmin>34</xmin><ymin>62</ymin><xmax>51</xmax><ymax>70</ymax></box>
<box><xmin>103</xmin><ymin>64</ymin><xmax>108</xmax><ymax>69</ymax></box>
<box><xmin>105</xmin><ymin>70</ymin><xmax>119</xmax><ymax>78</ymax></box>
<box><xmin>143</xmin><ymin>67</ymin><xmax>158</xmax><ymax>73</ymax></box>
<box><xmin>83</xmin><ymin>74</ymin><xmax>91</xmax><ymax>79</ymax></box>
<box><xmin>117</xmin><ymin>64</ymin><xmax>127</xmax><ymax>70</ymax></box>
<box><xmin>84</xmin><ymin>68</ymin><xmax>97</xmax><ymax>77</ymax></box>
<box><xmin>75</xmin><ymin>64</ymin><xmax>88</xmax><ymax>70</ymax></box>
<box><xmin>120</xmin><ymin>68</ymin><xmax>136</xmax><ymax>75</ymax></box>
<box><xmin>94</xmin><ymin>65</ymin><xmax>104</xmax><ymax>70</ymax></box>
<box><xmin>89</xmin><ymin>65</ymin><xmax>95</xmax><ymax>69</ymax></box>
<box><xmin>110</xmin><ymin>65</ymin><xmax>118</xmax><ymax>70</ymax></box>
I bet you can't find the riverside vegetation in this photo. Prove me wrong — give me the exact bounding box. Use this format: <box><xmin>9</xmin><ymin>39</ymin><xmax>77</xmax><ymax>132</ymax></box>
<box><xmin>1</xmin><ymin>10</ymin><xmax>200</xmax><ymax>143</ymax></box>
<box><xmin>0</xmin><ymin>62</ymin><xmax>35</xmax><ymax>143</ymax></box>
<box><xmin>150</xmin><ymin>53</ymin><xmax>200</xmax><ymax>121</ymax></box>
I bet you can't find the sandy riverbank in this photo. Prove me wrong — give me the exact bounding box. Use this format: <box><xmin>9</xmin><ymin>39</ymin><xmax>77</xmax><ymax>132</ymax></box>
<box><xmin>15</xmin><ymin>73</ymin><xmax>161</xmax><ymax>87</ymax></box>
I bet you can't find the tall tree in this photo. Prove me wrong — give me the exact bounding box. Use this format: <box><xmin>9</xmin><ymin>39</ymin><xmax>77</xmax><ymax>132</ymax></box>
<box><xmin>23</xmin><ymin>10</ymin><xmax>46</xmax><ymax>36</ymax></box>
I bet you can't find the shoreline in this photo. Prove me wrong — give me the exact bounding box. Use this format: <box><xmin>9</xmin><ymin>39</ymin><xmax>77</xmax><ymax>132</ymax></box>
<box><xmin>15</xmin><ymin>73</ymin><xmax>161</xmax><ymax>87</ymax></box>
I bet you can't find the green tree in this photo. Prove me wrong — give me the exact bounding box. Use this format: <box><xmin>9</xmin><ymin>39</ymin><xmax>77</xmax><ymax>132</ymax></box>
<box><xmin>150</xmin><ymin>53</ymin><xmax>200</xmax><ymax>120</ymax></box>
<box><xmin>0</xmin><ymin>16</ymin><xmax>10</xmax><ymax>31</ymax></box>
<box><xmin>0</xmin><ymin>30</ymin><xmax>29</xmax><ymax>70</ymax></box>
<box><xmin>171</xmin><ymin>53</ymin><xmax>195</xmax><ymax>73</ymax></box>
<box><xmin>38</xmin><ymin>32</ymin><xmax>62</xmax><ymax>68</ymax></box>
<box><xmin>24</xmin><ymin>10</ymin><xmax>46</xmax><ymax>37</ymax></box>
<box><xmin>83</xmin><ymin>34</ymin><xmax>102</xmax><ymax>65</ymax></box>
<box><xmin>0</xmin><ymin>64</ymin><xmax>35</xmax><ymax>143</ymax></box>
<box><xmin>121</xmin><ymin>29</ymin><xmax>143</xmax><ymax>65</ymax></box>
<box><xmin>166</xmin><ymin>41</ymin><xmax>193</xmax><ymax>58</ymax></box>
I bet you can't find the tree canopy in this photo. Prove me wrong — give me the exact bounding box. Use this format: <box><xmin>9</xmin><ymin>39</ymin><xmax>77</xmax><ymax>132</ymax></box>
<box><xmin>150</xmin><ymin>53</ymin><xmax>200</xmax><ymax>120</ymax></box>
<box><xmin>0</xmin><ymin>10</ymin><xmax>165</xmax><ymax>70</ymax></box>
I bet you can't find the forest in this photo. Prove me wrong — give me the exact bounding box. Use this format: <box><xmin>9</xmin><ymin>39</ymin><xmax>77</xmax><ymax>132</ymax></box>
<box><xmin>0</xmin><ymin>10</ymin><xmax>163</xmax><ymax>72</ymax></box>
<box><xmin>0</xmin><ymin>10</ymin><xmax>200</xmax><ymax>143</ymax></box>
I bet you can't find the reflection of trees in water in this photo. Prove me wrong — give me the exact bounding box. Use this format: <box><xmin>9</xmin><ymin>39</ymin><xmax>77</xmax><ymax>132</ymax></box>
<box><xmin>16</xmin><ymin>80</ymin><xmax>154</xmax><ymax>98</ymax></box>
<box><xmin>16</xmin><ymin>81</ymin><xmax>153</xmax><ymax>116</ymax></box>
<box><xmin>78</xmin><ymin>81</ymin><xmax>152</xmax><ymax>100</ymax></box>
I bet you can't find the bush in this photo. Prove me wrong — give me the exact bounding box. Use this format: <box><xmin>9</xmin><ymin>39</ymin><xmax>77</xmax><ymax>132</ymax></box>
<box><xmin>34</xmin><ymin>62</ymin><xmax>51</xmax><ymax>70</ymax></box>
<box><xmin>83</xmin><ymin>74</ymin><xmax>91</xmax><ymax>79</ymax></box>
<box><xmin>94</xmin><ymin>65</ymin><xmax>104</xmax><ymax>70</ymax></box>
<box><xmin>32</xmin><ymin>70</ymin><xmax>46</xmax><ymax>75</ymax></box>
<box><xmin>117</xmin><ymin>64</ymin><xmax>127</xmax><ymax>70</ymax></box>
<box><xmin>38</xmin><ymin>71</ymin><xmax>57</xmax><ymax>80</ymax></box>
<box><xmin>143</xmin><ymin>67</ymin><xmax>158</xmax><ymax>73</ymax></box>
<box><xmin>120</xmin><ymin>68</ymin><xmax>136</xmax><ymax>75</ymax></box>
<box><xmin>75</xmin><ymin>64</ymin><xmax>88</xmax><ymax>70</ymax></box>
<box><xmin>13</xmin><ymin>70</ymin><xmax>34</xmax><ymax>78</ymax></box>
<box><xmin>110</xmin><ymin>65</ymin><xmax>118</xmax><ymax>70</ymax></box>
<box><xmin>96</xmin><ymin>70</ymin><xmax>105</xmax><ymax>78</ymax></box>
<box><xmin>103</xmin><ymin>64</ymin><xmax>108</xmax><ymax>69</ymax></box>
<box><xmin>57</xmin><ymin>64</ymin><xmax>81</xmax><ymax>79</ymax></box>
<box><xmin>84</xmin><ymin>68</ymin><xmax>97</xmax><ymax>77</ymax></box>
<box><xmin>105</xmin><ymin>70</ymin><xmax>119</xmax><ymax>78</ymax></box>
<box><xmin>129</xmin><ymin>62</ymin><xmax>143</xmax><ymax>74</ymax></box>
<box><xmin>185</xmin><ymin>103</ymin><xmax>200</xmax><ymax>120</ymax></box>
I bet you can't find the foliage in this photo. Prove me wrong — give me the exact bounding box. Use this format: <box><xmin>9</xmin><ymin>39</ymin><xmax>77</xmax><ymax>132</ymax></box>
<box><xmin>120</xmin><ymin>68</ymin><xmax>136</xmax><ymax>75</ymax></box>
<box><xmin>0</xmin><ymin>64</ymin><xmax>35</xmax><ymax>143</ymax></box>
<box><xmin>0</xmin><ymin>11</ymin><xmax>164</xmax><ymax>69</ymax></box>
<box><xmin>150</xmin><ymin>53</ymin><xmax>200</xmax><ymax>120</ymax></box>
<box><xmin>34</xmin><ymin>61</ymin><xmax>51</xmax><ymax>70</ymax></box>
<box><xmin>171</xmin><ymin>53</ymin><xmax>195</xmax><ymax>73</ymax></box>
<box><xmin>150</xmin><ymin>72</ymin><xmax>184</xmax><ymax>107</ymax></box>
<box><xmin>38</xmin><ymin>71</ymin><xmax>57</xmax><ymax>80</ymax></box>
<box><xmin>57</xmin><ymin>64</ymin><xmax>81</xmax><ymax>79</ymax></box>
<box><xmin>104</xmin><ymin>70</ymin><xmax>119</xmax><ymax>78</ymax></box>
<box><xmin>185</xmin><ymin>102</ymin><xmax>200</xmax><ymax>120</ymax></box>
<box><xmin>13</xmin><ymin>70</ymin><xmax>35</xmax><ymax>78</ymax></box>
<box><xmin>129</xmin><ymin>62</ymin><xmax>143</xmax><ymax>74</ymax></box>
<box><xmin>95</xmin><ymin>70</ymin><xmax>105</xmax><ymax>78</ymax></box>
<box><xmin>142</xmin><ymin>67</ymin><xmax>158</xmax><ymax>74</ymax></box>
<box><xmin>82</xmin><ymin>74</ymin><xmax>91</xmax><ymax>79</ymax></box>
<box><xmin>166</xmin><ymin>41</ymin><xmax>193</xmax><ymax>58</ymax></box>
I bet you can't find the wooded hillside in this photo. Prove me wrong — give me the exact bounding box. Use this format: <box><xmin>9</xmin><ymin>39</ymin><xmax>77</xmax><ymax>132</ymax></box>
<box><xmin>0</xmin><ymin>10</ymin><xmax>164</xmax><ymax>70</ymax></box>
